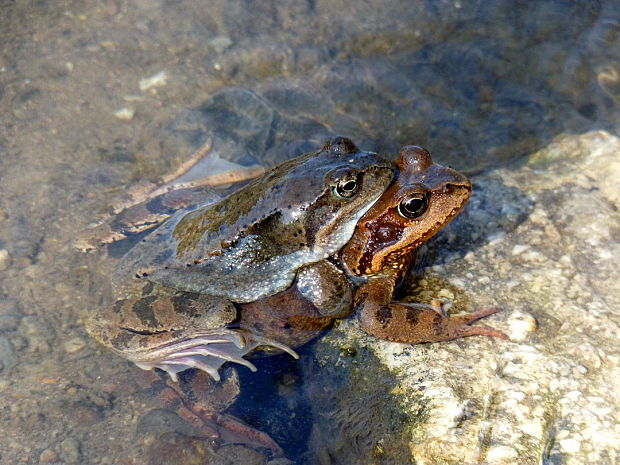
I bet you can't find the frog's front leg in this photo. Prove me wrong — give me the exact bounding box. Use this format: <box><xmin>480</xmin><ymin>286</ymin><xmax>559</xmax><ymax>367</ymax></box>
<box><xmin>237</xmin><ymin>260</ymin><xmax>354</xmax><ymax>351</ymax></box>
<box><xmin>355</xmin><ymin>275</ymin><xmax>508</xmax><ymax>343</ymax></box>
<box><xmin>87</xmin><ymin>285</ymin><xmax>298</xmax><ymax>382</ymax></box>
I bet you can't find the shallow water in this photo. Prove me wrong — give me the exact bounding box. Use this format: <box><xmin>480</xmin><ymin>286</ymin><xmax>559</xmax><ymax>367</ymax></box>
<box><xmin>1</xmin><ymin>1</ymin><xmax>620</xmax><ymax>464</ymax></box>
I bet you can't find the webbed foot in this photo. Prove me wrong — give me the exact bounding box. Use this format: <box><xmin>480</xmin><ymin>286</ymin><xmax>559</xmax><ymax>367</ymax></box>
<box><xmin>128</xmin><ymin>328</ymin><xmax>299</xmax><ymax>382</ymax></box>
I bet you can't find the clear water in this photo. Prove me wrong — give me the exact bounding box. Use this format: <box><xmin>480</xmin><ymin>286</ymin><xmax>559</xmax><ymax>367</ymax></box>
<box><xmin>1</xmin><ymin>1</ymin><xmax>619</xmax><ymax>464</ymax></box>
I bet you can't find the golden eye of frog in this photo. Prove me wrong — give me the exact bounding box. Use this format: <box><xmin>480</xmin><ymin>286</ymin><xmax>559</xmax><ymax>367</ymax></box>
<box><xmin>341</xmin><ymin>145</ymin><xmax>508</xmax><ymax>343</ymax></box>
<box><xmin>86</xmin><ymin>137</ymin><xmax>394</xmax><ymax>382</ymax></box>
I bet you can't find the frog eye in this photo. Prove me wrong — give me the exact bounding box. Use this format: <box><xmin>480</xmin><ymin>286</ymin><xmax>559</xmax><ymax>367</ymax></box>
<box><xmin>398</xmin><ymin>193</ymin><xmax>428</xmax><ymax>219</ymax></box>
<box><xmin>335</xmin><ymin>175</ymin><xmax>360</xmax><ymax>198</ymax></box>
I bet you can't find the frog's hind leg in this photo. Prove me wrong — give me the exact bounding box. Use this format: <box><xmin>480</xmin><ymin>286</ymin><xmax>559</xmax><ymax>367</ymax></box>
<box><xmin>157</xmin><ymin>370</ymin><xmax>287</xmax><ymax>458</ymax></box>
<box><xmin>75</xmin><ymin>138</ymin><xmax>265</xmax><ymax>252</ymax></box>
<box><xmin>114</xmin><ymin>138</ymin><xmax>264</xmax><ymax>213</ymax></box>
<box><xmin>128</xmin><ymin>329</ymin><xmax>299</xmax><ymax>382</ymax></box>
<box><xmin>87</xmin><ymin>289</ymin><xmax>299</xmax><ymax>383</ymax></box>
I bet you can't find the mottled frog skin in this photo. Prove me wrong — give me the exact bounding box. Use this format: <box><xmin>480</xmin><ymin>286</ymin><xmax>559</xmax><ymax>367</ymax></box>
<box><xmin>86</xmin><ymin>137</ymin><xmax>394</xmax><ymax>381</ymax></box>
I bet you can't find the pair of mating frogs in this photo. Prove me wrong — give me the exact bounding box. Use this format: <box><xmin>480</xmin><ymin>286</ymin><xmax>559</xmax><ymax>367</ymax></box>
<box><xmin>82</xmin><ymin>137</ymin><xmax>506</xmax><ymax>455</ymax></box>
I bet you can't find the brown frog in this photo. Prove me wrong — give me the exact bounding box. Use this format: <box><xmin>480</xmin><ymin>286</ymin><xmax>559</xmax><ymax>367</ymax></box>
<box><xmin>341</xmin><ymin>145</ymin><xmax>508</xmax><ymax>342</ymax></box>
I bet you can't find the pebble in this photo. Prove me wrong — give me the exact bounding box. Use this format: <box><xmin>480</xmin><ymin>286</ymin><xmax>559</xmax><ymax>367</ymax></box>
<box><xmin>113</xmin><ymin>107</ymin><xmax>135</xmax><ymax>120</ymax></box>
<box><xmin>437</xmin><ymin>288</ymin><xmax>455</xmax><ymax>300</ymax></box>
<box><xmin>70</xmin><ymin>402</ymin><xmax>104</xmax><ymax>427</ymax></box>
<box><xmin>559</xmin><ymin>438</ymin><xmax>581</xmax><ymax>453</ymax></box>
<box><xmin>39</xmin><ymin>448</ymin><xmax>59</xmax><ymax>463</ymax></box>
<box><xmin>64</xmin><ymin>337</ymin><xmax>86</xmax><ymax>354</ymax></box>
<box><xmin>506</xmin><ymin>310</ymin><xmax>538</xmax><ymax>341</ymax></box>
<box><xmin>208</xmin><ymin>36</ymin><xmax>233</xmax><ymax>53</ymax></box>
<box><xmin>511</xmin><ymin>244</ymin><xmax>530</xmax><ymax>255</ymax></box>
<box><xmin>485</xmin><ymin>445</ymin><xmax>518</xmax><ymax>461</ymax></box>
<box><xmin>0</xmin><ymin>248</ymin><xmax>11</xmax><ymax>271</ymax></box>
<box><xmin>58</xmin><ymin>437</ymin><xmax>81</xmax><ymax>464</ymax></box>
<box><xmin>139</xmin><ymin>71</ymin><xmax>167</xmax><ymax>91</ymax></box>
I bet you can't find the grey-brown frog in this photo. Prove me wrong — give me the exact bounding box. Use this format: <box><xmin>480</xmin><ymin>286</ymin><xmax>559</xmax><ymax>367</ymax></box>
<box><xmin>86</xmin><ymin>137</ymin><xmax>394</xmax><ymax>382</ymax></box>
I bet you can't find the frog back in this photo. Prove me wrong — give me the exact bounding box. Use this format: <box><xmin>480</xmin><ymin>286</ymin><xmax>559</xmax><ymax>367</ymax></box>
<box><xmin>115</xmin><ymin>138</ymin><xmax>394</xmax><ymax>303</ymax></box>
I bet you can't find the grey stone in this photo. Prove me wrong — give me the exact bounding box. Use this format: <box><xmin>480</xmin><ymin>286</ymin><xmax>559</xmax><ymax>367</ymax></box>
<box><xmin>0</xmin><ymin>336</ymin><xmax>17</xmax><ymax>372</ymax></box>
<box><xmin>57</xmin><ymin>437</ymin><xmax>81</xmax><ymax>464</ymax></box>
<box><xmin>0</xmin><ymin>299</ymin><xmax>21</xmax><ymax>331</ymax></box>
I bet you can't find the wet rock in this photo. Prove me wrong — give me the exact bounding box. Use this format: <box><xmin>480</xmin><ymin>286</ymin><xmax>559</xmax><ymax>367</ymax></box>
<box><xmin>0</xmin><ymin>336</ymin><xmax>18</xmax><ymax>372</ymax></box>
<box><xmin>505</xmin><ymin>309</ymin><xmax>538</xmax><ymax>341</ymax></box>
<box><xmin>197</xmin><ymin>87</ymin><xmax>275</xmax><ymax>162</ymax></box>
<box><xmin>39</xmin><ymin>447</ymin><xmax>59</xmax><ymax>463</ymax></box>
<box><xmin>57</xmin><ymin>437</ymin><xmax>81</xmax><ymax>464</ymax></box>
<box><xmin>143</xmin><ymin>432</ymin><xmax>218</xmax><ymax>465</ymax></box>
<box><xmin>63</xmin><ymin>337</ymin><xmax>86</xmax><ymax>354</ymax></box>
<box><xmin>0</xmin><ymin>298</ymin><xmax>21</xmax><ymax>331</ymax></box>
<box><xmin>304</xmin><ymin>131</ymin><xmax>620</xmax><ymax>465</ymax></box>
<box><xmin>66</xmin><ymin>400</ymin><xmax>104</xmax><ymax>427</ymax></box>
<box><xmin>0</xmin><ymin>249</ymin><xmax>11</xmax><ymax>270</ymax></box>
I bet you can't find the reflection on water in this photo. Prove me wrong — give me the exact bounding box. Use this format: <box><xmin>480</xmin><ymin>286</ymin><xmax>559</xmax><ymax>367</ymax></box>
<box><xmin>1</xmin><ymin>1</ymin><xmax>620</xmax><ymax>464</ymax></box>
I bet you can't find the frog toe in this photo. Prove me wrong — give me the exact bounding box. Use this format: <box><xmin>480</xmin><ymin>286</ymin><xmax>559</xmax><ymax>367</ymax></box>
<box><xmin>247</xmin><ymin>333</ymin><xmax>300</xmax><ymax>360</ymax></box>
<box><xmin>136</xmin><ymin>359</ymin><xmax>222</xmax><ymax>382</ymax></box>
<box><xmin>447</xmin><ymin>307</ymin><xmax>509</xmax><ymax>340</ymax></box>
<box><xmin>170</xmin><ymin>344</ymin><xmax>260</xmax><ymax>373</ymax></box>
<box><xmin>130</xmin><ymin>329</ymin><xmax>298</xmax><ymax>382</ymax></box>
